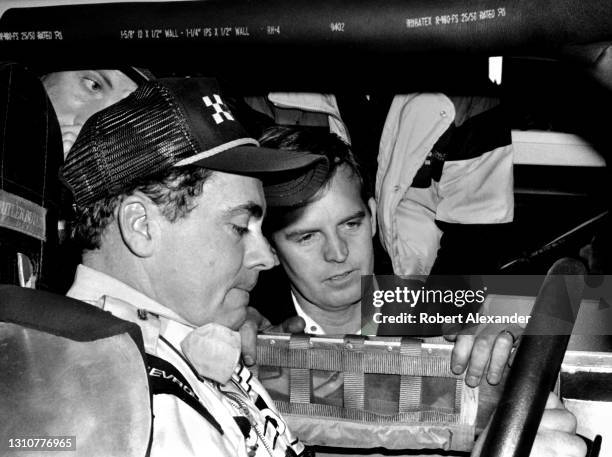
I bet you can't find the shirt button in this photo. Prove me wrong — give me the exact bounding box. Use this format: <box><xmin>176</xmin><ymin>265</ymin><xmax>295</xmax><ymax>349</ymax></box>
<box><xmin>393</xmin><ymin>185</ymin><xmax>401</xmax><ymax>192</ymax></box>
<box><xmin>310</xmin><ymin>325</ymin><xmax>318</xmax><ymax>332</ymax></box>
<box><xmin>440</xmin><ymin>110</ymin><xmax>447</xmax><ymax>117</ymax></box>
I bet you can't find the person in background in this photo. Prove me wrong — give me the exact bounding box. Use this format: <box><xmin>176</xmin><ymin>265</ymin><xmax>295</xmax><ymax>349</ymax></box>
<box><xmin>41</xmin><ymin>68</ymin><xmax>149</xmax><ymax>157</ymax></box>
<box><xmin>40</xmin><ymin>68</ymin><xmax>149</xmax><ymax>290</ymax></box>
<box><xmin>255</xmin><ymin>126</ymin><xmax>519</xmax><ymax>388</ymax></box>
<box><xmin>257</xmin><ymin>126</ymin><xmax>377</xmax><ymax>336</ymax></box>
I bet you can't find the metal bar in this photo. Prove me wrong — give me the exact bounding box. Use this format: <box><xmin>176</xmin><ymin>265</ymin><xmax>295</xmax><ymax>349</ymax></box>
<box><xmin>479</xmin><ymin>258</ymin><xmax>587</xmax><ymax>457</ymax></box>
<box><xmin>1</xmin><ymin>0</ymin><xmax>611</xmax><ymax>72</ymax></box>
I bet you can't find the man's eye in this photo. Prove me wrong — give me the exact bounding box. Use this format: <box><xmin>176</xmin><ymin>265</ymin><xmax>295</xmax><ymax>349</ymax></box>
<box><xmin>345</xmin><ymin>219</ymin><xmax>362</xmax><ymax>229</ymax></box>
<box><xmin>232</xmin><ymin>224</ymin><xmax>249</xmax><ymax>237</ymax></box>
<box><xmin>83</xmin><ymin>78</ymin><xmax>102</xmax><ymax>92</ymax></box>
<box><xmin>297</xmin><ymin>233</ymin><xmax>314</xmax><ymax>244</ymax></box>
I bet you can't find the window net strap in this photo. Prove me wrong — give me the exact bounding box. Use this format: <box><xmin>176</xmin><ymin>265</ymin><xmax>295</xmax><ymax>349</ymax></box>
<box><xmin>399</xmin><ymin>338</ymin><xmax>423</xmax><ymax>413</ymax></box>
<box><xmin>343</xmin><ymin>335</ymin><xmax>366</xmax><ymax>410</ymax></box>
<box><xmin>289</xmin><ymin>333</ymin><xmax>311</xmax><ymax>404</ymax></box>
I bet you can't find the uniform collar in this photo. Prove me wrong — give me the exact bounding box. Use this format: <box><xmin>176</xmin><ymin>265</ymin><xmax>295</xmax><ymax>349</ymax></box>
<box><xmin>67</xmin><ymin>264</ymin><xmax>239</xmax><ymax>383</ymax></box>
<box><xmin>291</xmin><ymin>290</ymin><xmax>366</xmax><ymax>336</ymax></box>
<box><xmin>67</xmin><ymin>265</ymin><xmax>182</xmax><ymax>318</ymax></box>
<box><xmin>291</xmin><ymin>291</ymin><xmax>325</xmax><ymax>335</ymax></box>
<box><xmin>67</xmin><ymin>264</ymin><xmax>194</xmax><ymax>348</ymax></box>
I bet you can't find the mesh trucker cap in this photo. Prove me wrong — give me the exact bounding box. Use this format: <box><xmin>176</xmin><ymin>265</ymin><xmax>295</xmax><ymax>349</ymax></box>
<box><xmin>60</xmin><ymin>77</ymin><xmax>329</xmax><ymax>207</ymax></box>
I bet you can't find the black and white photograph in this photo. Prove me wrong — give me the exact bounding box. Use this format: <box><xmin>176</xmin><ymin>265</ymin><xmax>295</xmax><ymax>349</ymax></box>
<box><xmin>1</xmin><ymin>0</ymin><xmax>611</xmax><ymax>456</ymax></box>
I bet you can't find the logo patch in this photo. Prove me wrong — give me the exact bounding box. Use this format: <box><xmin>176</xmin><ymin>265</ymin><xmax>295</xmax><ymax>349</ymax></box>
<box><xmin>146</xmin><ymin>353</ymin><xmax>224</xmax><ymax>435</ymax></box>
<box><xmin>202</xmin><ymin>94</ymin><xmax>234</xmax><ymax>124</ymax></box>
<box><xmin>0</xmin><ymin>189</ymin><xmax>46</xmax><ymax>241</ymax></box>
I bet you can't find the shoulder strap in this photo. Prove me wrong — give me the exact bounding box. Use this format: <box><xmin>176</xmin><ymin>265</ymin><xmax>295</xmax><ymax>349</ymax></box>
<box><xmin>146</xmin><ymin>353</ymin><xmax>224</xmax><ymax>435</ymax></box>
<box><xmin>0</xmin><ymin>285</ymin><xmax>145</xmax><ymax>353</ymax></box>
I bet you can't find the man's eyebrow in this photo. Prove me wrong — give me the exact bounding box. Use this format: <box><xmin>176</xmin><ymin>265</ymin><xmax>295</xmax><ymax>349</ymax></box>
<box><xmin>224</xmin><ymin>202</ymin><xmax>263</xmax><ymax>219</ymax></box>
<box><xmin>285</xmin><ymin>210</ymin><xmax>366</xmax><ymax>238</ymax></box>
<box><xmin>284</xmin><ymin>227</ymin><xmax>317</xmax><ymax>239</ymax></box>
<box><xmin>339</xmin><ymin>210</ymin><xmax>366</xmax><ymax>224</ymax></box>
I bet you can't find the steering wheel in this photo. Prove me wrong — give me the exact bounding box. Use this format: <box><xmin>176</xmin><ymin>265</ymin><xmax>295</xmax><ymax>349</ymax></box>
<box><xmin>477</xmin><ymin>258</ymin><xmax>587</xmax><ymax>456</ymax></box>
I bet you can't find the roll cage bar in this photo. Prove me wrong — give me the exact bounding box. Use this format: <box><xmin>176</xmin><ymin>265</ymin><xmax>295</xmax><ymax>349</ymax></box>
<box><xmin>1</xmin><ymin>0</ymin><xmax>611</xmax><ymax>91</ymax></box>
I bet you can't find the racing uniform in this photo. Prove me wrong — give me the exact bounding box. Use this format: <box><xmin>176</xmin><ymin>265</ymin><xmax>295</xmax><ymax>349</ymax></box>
<box><xmin>67</xmin><ymin>264</ymin><xmax>306</xmax><ymax>457</ymax></box>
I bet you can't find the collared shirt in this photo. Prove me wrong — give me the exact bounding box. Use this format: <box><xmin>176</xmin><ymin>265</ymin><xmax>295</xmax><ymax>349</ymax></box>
<box><xmin>291</xmin><ymin>291</ymin><xmax>325</xmax><ymax>335</ymax></box>
<box><xmin>67</xmin><ymin>265</ymin><xmax>304</xmax><ymax>457</ymax></box>
<box><xmin>291</xmin><ymin>291</ymin><xmax>371</xmax><ymax>336</ymax></box>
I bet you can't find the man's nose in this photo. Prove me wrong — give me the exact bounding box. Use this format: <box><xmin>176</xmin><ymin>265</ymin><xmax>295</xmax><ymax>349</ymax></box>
<box><xmin>246</xmin><ymin>233</ymin><xmax>277</xmax><ymax>271</ymax></box>
<box><xmin>323</xmin><ymin>233</ymin><xmax>349</xmax><ymax>263</ymax></box>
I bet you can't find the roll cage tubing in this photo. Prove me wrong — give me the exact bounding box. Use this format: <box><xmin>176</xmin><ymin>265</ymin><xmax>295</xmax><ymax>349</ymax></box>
<box><xmin>0</xmin><ymin>0</ymin><xmax>611</xmax><ymax>91</ymax></box>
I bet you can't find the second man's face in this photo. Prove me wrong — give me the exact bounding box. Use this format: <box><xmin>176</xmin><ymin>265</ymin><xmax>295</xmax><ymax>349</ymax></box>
<box><xmin>272</xmin><ymin>165</ymin><xmax>376</xmax><ymax>312</ymax></box>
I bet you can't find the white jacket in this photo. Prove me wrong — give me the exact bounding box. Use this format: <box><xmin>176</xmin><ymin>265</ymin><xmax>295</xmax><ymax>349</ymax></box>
<box><xmin>376</xmin><ymin>93</ymin><xmax>514</xmax><ymax>275</ymax></box>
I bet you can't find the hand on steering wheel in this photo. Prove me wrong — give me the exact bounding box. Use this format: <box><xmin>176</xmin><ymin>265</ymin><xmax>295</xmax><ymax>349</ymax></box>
<box><xmin>472</xmin><ymin>393</ymin><xmax>587</xmax><ymax>457</ymax></box>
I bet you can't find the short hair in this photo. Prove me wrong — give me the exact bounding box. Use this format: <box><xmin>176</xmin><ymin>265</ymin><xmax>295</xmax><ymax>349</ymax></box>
<box><xmin>71</xmin><ymin>165</ymin><xmax>213</xmax><ymax>250</ymax></box>
<box><xmin>259</xmin><ymin>126</ymin><xmax>371</xmax><ymax>236</ymax></box>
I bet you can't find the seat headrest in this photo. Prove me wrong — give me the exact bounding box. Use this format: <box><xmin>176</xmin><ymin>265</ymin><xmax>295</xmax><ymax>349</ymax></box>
<box><xmin>0</xmin><ymin>61</ymin><xmax>63</xmax><ymax>288</ymax></box>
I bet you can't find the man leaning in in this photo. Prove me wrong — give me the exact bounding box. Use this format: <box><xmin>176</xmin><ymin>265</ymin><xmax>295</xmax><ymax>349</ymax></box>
<box><xmin>61</xmin><ymin>76</ymin><xmax>327</xmax><ymax>456</ymax></box>
<box><xmin>60</xmin><ymin>78</ymin><xmax>585</xmax><ymax>457</ymax></box>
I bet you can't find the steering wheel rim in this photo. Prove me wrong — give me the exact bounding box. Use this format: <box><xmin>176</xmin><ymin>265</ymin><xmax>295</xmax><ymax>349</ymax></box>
<box><xmin>477</xmin><ymin>257</ymin><xmax>587</xmax><ymax>457</ymax></box>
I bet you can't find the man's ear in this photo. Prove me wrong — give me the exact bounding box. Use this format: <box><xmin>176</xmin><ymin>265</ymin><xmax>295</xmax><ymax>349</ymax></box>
<box><xmin>269</xmin><ymin>243</ymin><xmax>280</xmax><ymax>267</ymax></box>
<box><xmin>117</xmin><ymin>193</ymin><xmax>158</xmax><ymax>258</ymax></box>
<box><xmin>367</xmin><ymin>197</ymin><xmax>377</xmax><ymax>237</ymax></box>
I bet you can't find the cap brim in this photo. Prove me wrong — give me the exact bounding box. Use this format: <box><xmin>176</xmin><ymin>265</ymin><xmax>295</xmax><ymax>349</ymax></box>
<box><xmin>119</xmin><ymin>67</ymin><xmax>155</xmax><ymax>85</ymax></box>
<box><xmin>193</xmin><ymin>145</ymin><xmax>330</xmax><ymax>206</ymax></box>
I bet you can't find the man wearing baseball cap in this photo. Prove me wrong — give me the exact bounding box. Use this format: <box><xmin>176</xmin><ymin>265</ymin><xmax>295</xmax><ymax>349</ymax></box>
<box><xmin>61</xmin><ymin>77</ymin><xmax>328</xmax><ymax>456</ymax></box>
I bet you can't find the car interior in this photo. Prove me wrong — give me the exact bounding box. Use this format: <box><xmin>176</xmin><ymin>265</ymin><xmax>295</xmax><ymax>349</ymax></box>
<box><xmin>1</xmin><ymin>0</ymin><xmax>611</xmax><ymax>456</ymax></box>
